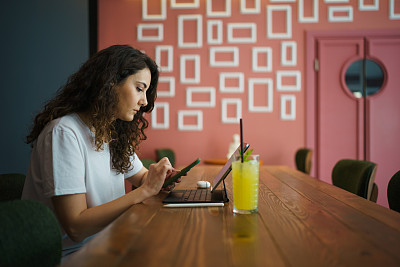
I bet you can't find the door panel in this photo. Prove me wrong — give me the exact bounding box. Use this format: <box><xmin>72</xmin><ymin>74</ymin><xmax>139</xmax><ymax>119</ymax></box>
<box><xmin>367</xmin><ymin>37</ymin><xmax>400</xmax><ymax>206</ymax></box>
<box><xmin>317</xmin><ymin>39</ymin><xmax>365</xmax><ymax>183</ymax></box>
<box><xmin>316</xmin><ymin>35</ymin><xmax>400</xmax><ymax>207</ymax></box>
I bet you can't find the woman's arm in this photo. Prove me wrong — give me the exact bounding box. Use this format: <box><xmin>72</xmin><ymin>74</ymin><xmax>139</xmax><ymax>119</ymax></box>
<box><xmin>52</xmin><ymin>157</ymin><xmax>174</xmax><ymax>242</ymax></box>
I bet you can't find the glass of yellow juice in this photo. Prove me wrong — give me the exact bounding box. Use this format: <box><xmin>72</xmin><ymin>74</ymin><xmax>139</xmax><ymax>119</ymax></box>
<box><xmin>232</xmin><ymin>154</ymin><xmax>259</xmax><ymax>214</ymax></box>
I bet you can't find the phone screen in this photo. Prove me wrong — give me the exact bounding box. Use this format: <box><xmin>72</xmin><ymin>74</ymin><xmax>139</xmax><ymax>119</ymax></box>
<box><xmin>163</xmin><ymin>158</ymin><xmax>201</xmax><ymax>187</ymax></box>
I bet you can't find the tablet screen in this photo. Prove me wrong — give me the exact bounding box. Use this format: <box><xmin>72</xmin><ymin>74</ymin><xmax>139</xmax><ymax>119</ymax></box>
<box><xmin>211</xmin><ymin>143</ymin><xmax>249</xmax><ymax>191</ymax></box>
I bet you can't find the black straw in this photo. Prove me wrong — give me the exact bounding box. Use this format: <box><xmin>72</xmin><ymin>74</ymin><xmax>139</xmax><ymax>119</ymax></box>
<box><xmin>240</xmin><ymin>118</ymin><xmax>243</xmax><ymax>163</ymax></box>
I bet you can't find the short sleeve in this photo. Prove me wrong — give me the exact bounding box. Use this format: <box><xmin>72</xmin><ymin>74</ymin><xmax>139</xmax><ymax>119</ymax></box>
<box><xmin>42</xmin><ymin>127</ymin><xmax>86</xmax><ymax>197</ymax></box>
<box><xmin>124</xmin><ymin>153</ymin><xmax>143</xmax><ymax>179</ymax></box>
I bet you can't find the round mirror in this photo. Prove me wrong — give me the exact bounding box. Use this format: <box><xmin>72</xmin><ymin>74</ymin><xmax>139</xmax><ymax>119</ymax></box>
<box><xmin>344</xmin><ymin>59</ymin><xmax>385</xmax><ymax>98</ymax></box>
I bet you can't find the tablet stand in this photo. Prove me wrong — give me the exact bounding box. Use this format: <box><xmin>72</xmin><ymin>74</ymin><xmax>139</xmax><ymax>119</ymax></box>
<box><xmin>222</xmin><ymin>179</ymin><xmax>229</xmax><ymax>202</ymax></box>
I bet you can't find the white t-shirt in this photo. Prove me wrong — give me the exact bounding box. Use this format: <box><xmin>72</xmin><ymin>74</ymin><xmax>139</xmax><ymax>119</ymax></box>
<box><xmin>22</xmin><ymin>113</ymin><xmax>143</xmax><ymax>252</ymax></box>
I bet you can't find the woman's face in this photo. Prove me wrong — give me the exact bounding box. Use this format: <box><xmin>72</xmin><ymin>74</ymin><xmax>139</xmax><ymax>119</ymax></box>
<box><xmin>114</xmin><ymin>68</ymin><xmax>151</xmax><ymax>121</ymax></box>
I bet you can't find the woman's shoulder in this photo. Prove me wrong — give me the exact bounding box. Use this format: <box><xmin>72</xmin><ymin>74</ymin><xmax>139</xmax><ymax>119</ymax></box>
<box><xmin>44</xmin><ymin>113</ymin><xmax>88</xmax><ymax>136</ymax></box>
<box><xmin>49</xmin><ymin>113</ymin><xmax>78</xmax><ymax>128</ymax></box>
<box><xmin>35</xmin><ymin>114</ymin><xmax>93</xmax><ymax>150</ymax></box>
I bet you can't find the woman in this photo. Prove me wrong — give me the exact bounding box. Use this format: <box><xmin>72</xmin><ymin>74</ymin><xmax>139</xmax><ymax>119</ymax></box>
<box><xmin>22</xmin><ymin>45</ymin><xmax>178</xmax><ymax>257</ymax></box>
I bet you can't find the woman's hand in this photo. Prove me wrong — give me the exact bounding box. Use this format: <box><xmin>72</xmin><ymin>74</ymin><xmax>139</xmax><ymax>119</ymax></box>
<box><xmin>140</xmin><ymin>157</ymin><xmax>175</xmax><ymax>196</ymax></box>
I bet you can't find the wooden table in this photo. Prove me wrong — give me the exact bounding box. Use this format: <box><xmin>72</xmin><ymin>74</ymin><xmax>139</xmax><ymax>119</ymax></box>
<box><xmin>203</xmin><ymin>158</ymin><xmax>229</xmax><ymax>165</ymax></box>
<box><xmin>204</xmin><ymin>158</ymin><xmax>263</xmax><ymax>165</ymax></box>
<box><xmin>62</xmin><ymin>166</ymin><xmax>400</xmax><ymax>267</ymax></box>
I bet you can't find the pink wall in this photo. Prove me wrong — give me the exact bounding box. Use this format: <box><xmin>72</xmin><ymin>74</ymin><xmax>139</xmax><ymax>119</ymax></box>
<box><xmin>98</xmin><ymin>0</ymin><xmax>400</xmax><ymax>170</ymax></box>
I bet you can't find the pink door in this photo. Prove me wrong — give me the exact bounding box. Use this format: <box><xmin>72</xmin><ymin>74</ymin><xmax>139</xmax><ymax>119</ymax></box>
<box><xmin>315</xmin><ymin>34</ymin><xmax>400</xmax><ymax>207</ymax></box>
<box><xmin>316</xmin><ymin>38</ymin><xmax>365</xmax><ymax>182</ymax></box>
<box><xmin>367</xmin><ymin>37</ymin><xmax>400</xmax><ymax>207</ymax></box>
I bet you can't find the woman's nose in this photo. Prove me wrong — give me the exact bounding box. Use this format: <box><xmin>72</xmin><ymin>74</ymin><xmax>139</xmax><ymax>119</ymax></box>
<box><xmin>139</xmin><ymin>94</ymin><xmax>148</xmax><ymax>107</ymax></box>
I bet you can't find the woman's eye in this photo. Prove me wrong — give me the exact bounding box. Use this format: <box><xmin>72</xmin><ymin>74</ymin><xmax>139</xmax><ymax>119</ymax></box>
<box><xmin>136</xmin><ymin>87</ymin><xmax>143</xmax><ymax>92</ymax></box>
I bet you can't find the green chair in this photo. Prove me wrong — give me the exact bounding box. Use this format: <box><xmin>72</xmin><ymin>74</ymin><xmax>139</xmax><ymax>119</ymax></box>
<box><xmin>156</xmin><ymin>148</ymin><xmax>176</xmax><ymax>167</ymax></box>
<box><xmin>0</xmin><ymin>200</ymin><xmax>62</xmax><ymax>267</ymax></box>
<box><xmin>332</xmin><ymin>159</ymin><xmax>377</xmax><ymax>200</ymax></box>
<box><xmin>295</xmin><ymin>148</ymin><xmax>313</xmax><ymax>174</ymax></box>
<box><xmin>0</xmin><ymin>173</ymin><xmax>26</xmax><ymax>202</ymax></box>
<box><xmin>387</xmin><ymin>170</ymin><xmax>400</xmax><ymax>212</ymax></box>
<box><xmin>141</xmin><ymin>158</ymin><xmax>156</xmax><ymax>169</ymax></box>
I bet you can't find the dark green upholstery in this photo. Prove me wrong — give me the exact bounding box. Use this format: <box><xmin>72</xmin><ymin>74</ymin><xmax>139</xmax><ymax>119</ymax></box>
<box><xmin>0</xmin><ymin>173</ymin><xmax>26</xmax><ymax>201</ymax></box>
<box><xmin>0</xmin><ymin>200</ymin><xmax>62</xmax><ymax>267</ymax></box>
<box><xmin>156</xmin><ymin>148</ymin><xmax>176</xmax><ymax>167</ymax></box>
<box><xmin>295</xmin><ymin>148</ymin><xmax>313</xmax><ymax>174</ymax></box>
<box><xmin>332</xmin><ymin>159</ymin><xmax>377</xmax><ymax>199</ymax></box>
<box><xmin>141</xmin><ymin>158</ymin><xmax>156</xmax><ymax>169</ymax></box>
<box><xmin>387</xmin><ymin>170</ymin><xmax>400</xmax><ymax>212</ymax></box>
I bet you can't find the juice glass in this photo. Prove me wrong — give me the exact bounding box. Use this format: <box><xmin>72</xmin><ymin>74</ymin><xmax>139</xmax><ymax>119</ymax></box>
<box><xmin>232</xmin><ymin>154</ymin><xmax>259</xmax><ymax>214</ymax></box>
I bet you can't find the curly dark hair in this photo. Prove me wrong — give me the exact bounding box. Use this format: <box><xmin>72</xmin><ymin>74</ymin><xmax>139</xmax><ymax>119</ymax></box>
<box><xmin>26</xmin><ymin>45</ymin><xmax>159</xmax><ymax>173</ymax></box>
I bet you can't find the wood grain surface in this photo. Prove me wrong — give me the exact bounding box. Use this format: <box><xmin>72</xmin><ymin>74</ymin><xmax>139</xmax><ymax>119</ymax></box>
<box><xmin>62</xmin><ymin>166</ymin><xmax>400</xmax><ymax>267</ymax></box>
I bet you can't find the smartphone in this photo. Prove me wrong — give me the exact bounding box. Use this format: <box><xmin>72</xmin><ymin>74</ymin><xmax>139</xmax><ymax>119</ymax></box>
<box><xmin>163</xmin><ymin>158</ymin><xmax>201</xmax><ymax>187</ymax></box>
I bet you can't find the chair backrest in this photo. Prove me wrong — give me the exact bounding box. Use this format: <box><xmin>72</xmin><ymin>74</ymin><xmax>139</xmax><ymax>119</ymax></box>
<box><xmin>0</xmin><ymin>173</ymin><xmax>26</xmax><ymax>202</ymax></box>
<box><xmin>387</xmin><ymin>170</ymin><xmax>400</xmax><ymax>212</ymax></box>
<box><xmin>332</xmin><ymin>159</ymin><xmax>377</xmax><ymax>199</ymax></box>
<box><xmin>0</xmin><ymin>200</ymin><xmax>62</xmax><ymax>267</ymax></box>
<box><xmin>295</xmin><ymin>148</ymin><xmax>313</xmax><ymax>174</ymax></box>
<box><xmin>155</xmin><ymin>148</ymin><xmax>176</xmax><ymax>167</ymax></box>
